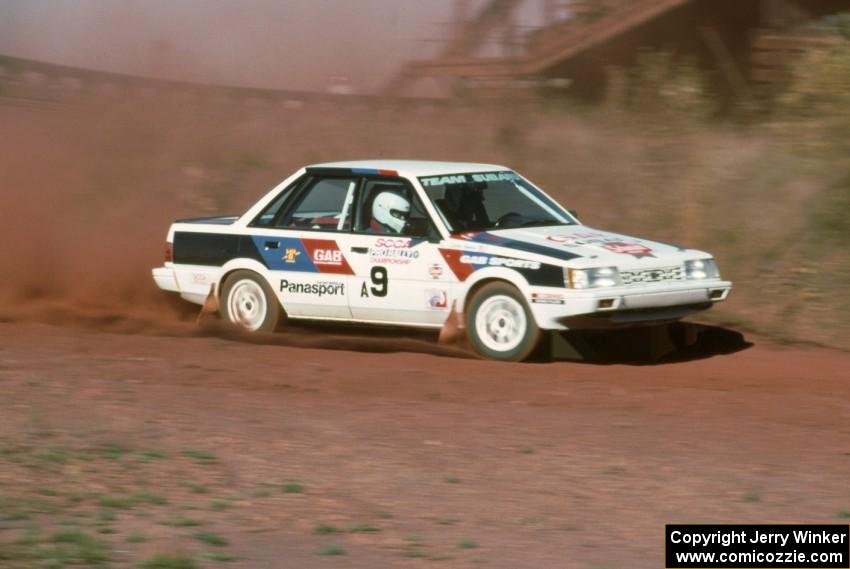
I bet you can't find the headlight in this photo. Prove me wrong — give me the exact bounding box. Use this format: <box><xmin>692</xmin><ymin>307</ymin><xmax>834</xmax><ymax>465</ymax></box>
<box><xmin>565</xmin><ymin>267</ymin><xmax>621</xmax><ymax>289</ymax></box>
<box><xmin>684</xmin><ymin>258</ymin><xmax>720</xmax><ymax>280</ymax></box>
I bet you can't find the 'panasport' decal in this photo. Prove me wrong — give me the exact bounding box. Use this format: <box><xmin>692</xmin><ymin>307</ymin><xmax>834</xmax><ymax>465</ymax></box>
<box><xmin>252</xmin><ymin>236</ymin><xmax>354</xmax><ymax>275</ymax></box>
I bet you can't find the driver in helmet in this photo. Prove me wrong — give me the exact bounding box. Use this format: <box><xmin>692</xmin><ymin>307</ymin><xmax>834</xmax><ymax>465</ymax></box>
<box><xmin>371</xmin><ymin>191</ymin><xmax>411</xmax><ymax>233</ymax></box>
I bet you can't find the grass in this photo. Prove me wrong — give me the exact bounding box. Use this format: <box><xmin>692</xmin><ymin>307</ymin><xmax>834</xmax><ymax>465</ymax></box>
<box><xmin>458</xmin><ymin>538</ymin><xmax>479</xmax><ymax>549</ymax></box>
<box><xmin>182</xmin><ymin>449</ymin><xmax>216</xmax><ymax>462</ymax></box>
<box><xmin>126</xmin><ymin>533</ymin><xmax>147</xmax><ymax>543</ymax></box>
<box><xmin>205</xmin><ymin>551</ymin><xmax>238</xmax><ymax>563</ymax></box>
<box><xmin>139</xmin><ymin>554</ymin><xmax>198</xmax><ymax>569</ymax></box>
<box><xmin>163</xmin><ymin>517</ymin><xmax>203</xmax><ymax>527</ymax></box>
<box><xmin>1</xmin><ymin>511</ymin><xmax>31</xmax><ymax>521</ymax></box>
<box><xmin>181</xmin><ymin>481</ymin><xmax>209</xmax><ymax>494</ymax></box>
<box><xmin>349</xmin><ymin>523</ymin><xmax>380</xmax><ymax>533</ymax></box>
<box><xmin>132</xmin><ymin>490</ymin><xmax>168</xmax><ymax>505</ymax></box>
<box><xmin>314</xmin><ymin>523</ymin><xmax>342</xmax><ymax>535</ymax></box>
<box><xmin>445</xmin><ymin>476</ymin><xmax>461</xmax><ymax>484</ymax></box>
<box><xmin>194</xmin><ymin>531</ymin><xmax>228</xmax><ymax>546</ymax></box>
<box><xmin>137</xmin><ymin>449</ymin><xmax>168</xmax><ymax>462</ymax></box>
<box><xmin>282</xmin><ymin>483</ymin><xmax>304</xmax><ymax>494</ymax></box>
<box><xmin>97</xmin><ymin>445</ymin><xmax>130</xmax><ymax>460</ymax></box>
<box><xmin>742</xmin><ymin>492</ymin><xmax>761</xmax><ymax>503</ymax></box>
<box><xmin>41</xmin><ymin>529</ymin><xmax>110</xmax><ymax>565</ymax></box>
<box><xmin>98</xmin><ymin>495</ymin><xmax>136</xmax><ymax>509</ymax></box>
<box><xmin>210</xmin><ymin>499</ymin><xmax>234</xmax><ymax>512</ymax></box>
<box><xmin>837</xmin><ymin>510</ymin><xmax>850</xmax><ymax>519</ymax></box>
<box><xmin>317</xmin><ymin>545</ymin><xmax>347</xmax><ymax>556</ymax></box>
<box><xmin>35</xmin><ymin>447</ymin><xmax>69</xmax><ymax>464</ymax></box>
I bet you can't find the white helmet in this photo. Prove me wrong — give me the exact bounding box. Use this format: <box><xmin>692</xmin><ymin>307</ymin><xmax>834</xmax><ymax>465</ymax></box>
<box><xmin>372</xmin><ymin>191</ymin><xmax>410</xmax><ymax>233</ymax></box>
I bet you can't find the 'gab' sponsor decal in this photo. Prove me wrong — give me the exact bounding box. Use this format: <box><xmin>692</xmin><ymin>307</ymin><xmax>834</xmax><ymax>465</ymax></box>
<box><xmin>312</xmin><ymin>249</ymin><xmax>344</xmax><ymax>266</ymax></box>
<box><xmin>425</xmin><ymin>289</ymin><xmax>448</xmax><ymax>310</ymax></box>
<box><xmin>253</xmin><ymin>236</ymin><xmax>354</xmax><ymax>274</ymax></box>
<box><xmin>279</xmin><ymin>279</ymin><xmax>344</xmax><ymax>297</ymax></box>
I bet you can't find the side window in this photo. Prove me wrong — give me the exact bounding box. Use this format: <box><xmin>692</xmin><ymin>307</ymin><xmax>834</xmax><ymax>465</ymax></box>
<box><xmin>250</xmin><ymin>176</ymin><xmax>305</xmax><ymax>227</ymax></box>
<box><xmin>280</xmin><ymin>177</ymin><xmax>356</xmax><ymax>232</ymax></box>
<box><xmin>356</xmin><ymin>179</ymin><xmax>433</xmax><ymax>236</ymax></box>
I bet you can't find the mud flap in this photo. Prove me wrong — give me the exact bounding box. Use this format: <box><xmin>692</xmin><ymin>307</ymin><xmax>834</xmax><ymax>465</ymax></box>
<box><xmin>196</xmin><ymin>284</ymin><xmax>220</xmax><ymax>325</ymax></box>
<box><xmin>438</xmin><ymin>300</ymin><xmax>462</xmax><ymax>345</ymax></box>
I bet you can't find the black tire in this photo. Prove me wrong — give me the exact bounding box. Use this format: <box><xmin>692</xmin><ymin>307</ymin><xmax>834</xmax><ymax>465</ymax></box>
<box><xmin>465</xmin><ymin>282</ymin><xmax>541</xmax><ymax>361</ymax></box>
<box><xmin>220</xmin><ymin>270</ymin><xmax>282</xmax><ymax>333</ymax></box>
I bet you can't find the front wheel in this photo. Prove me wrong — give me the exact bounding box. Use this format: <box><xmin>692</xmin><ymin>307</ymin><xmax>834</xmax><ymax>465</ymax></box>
<box><xmin>220</xmin><ymin>270</ymin><xmax>282</xmax><ymax>333</ymax></box>
<box><xmin>465</xmin><ymin>282</ymin><xmax>541</xmax><ymax>361</ymax></box>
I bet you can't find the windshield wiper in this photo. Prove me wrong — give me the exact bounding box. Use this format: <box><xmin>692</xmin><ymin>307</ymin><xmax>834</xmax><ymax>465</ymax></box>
<box><xmin>518</xmin><ymin>219</ymin><xmax>567</xmax><ymax>228</ymax></box>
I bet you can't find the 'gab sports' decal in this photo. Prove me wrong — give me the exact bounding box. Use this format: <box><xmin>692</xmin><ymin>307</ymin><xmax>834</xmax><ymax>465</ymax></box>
<box><xmin>439</xmin><ymin>248</ymin><xmax>565</xmax><ymax>287</ymax></box>
<box><xmin>253</xmin><ymin>236</ymin><xmax>354</xmax><ymax>274</ymax></box>
<box><xmin>460</xmin><ymin>254</ymin><xmax>540</xmax><ymax>270</ymax></box>
<box><xmin>457</xmin><ymin>232</ymin><xmax>582</xmax><ymax>262</ymax></box>
<box><xmin>439</xmin><ymin>249</ymin><xmax>540</xmax><ymax>281</ymax></box>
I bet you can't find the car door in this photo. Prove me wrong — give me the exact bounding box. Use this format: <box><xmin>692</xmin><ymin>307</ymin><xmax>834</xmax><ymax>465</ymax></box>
<box><xmin>243</xmin><ymin>175</ymin><xmax>358</xmax><ymax>319</ymax></box>
<box><xmin>345</xmin><ymin>177</ymin><xmax>454</xmax><ymax>326</ymax></box>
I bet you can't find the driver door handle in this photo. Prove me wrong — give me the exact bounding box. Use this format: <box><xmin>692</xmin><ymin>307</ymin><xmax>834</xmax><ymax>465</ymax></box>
<box><xmin>350</xmin><ymin>246</ymin><xmax>368</xmax><ymax>254</ymax></box>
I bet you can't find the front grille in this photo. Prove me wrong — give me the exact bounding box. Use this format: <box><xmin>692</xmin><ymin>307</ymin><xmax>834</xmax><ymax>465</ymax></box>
<box><xmin>620</xmin><ymin>266</ymin><xmax>685</xmax><ymax>286</ymax></box>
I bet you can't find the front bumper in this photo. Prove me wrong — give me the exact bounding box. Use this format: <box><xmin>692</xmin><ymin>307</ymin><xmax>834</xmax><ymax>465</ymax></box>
<box><xmin>530</xmin><ymin>280</ymin><xmax>732</xmax><ymax>330</ymax></box>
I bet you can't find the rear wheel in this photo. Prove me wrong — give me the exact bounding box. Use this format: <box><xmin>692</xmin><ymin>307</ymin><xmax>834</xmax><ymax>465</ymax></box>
<box><xmin>221</xmin><ymin>270</ymin><xmax>282</xmax><ymax>333</ymax></box>
<box><xmin>465</xmin><ymin>282</ymin><xmax>541</xmax><ymax>361</ymax></box>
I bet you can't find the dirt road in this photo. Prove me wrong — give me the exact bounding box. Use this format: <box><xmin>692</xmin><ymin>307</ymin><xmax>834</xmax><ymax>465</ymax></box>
<box><xmin>2</xmin><ymin>321</ymin><xmax>849</xmax><ymax>568</ymax></box>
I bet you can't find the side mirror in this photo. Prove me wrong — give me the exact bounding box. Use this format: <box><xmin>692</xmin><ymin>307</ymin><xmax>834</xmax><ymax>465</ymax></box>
<box><xmin>568</xmin><ymin>209</ymin><xmax>579</xmax><ymax>221</ymax></box>
<box><xmin>405</xmin><ymin>218</ymin><xmax>432</xmax><ymax>239</ymax></box>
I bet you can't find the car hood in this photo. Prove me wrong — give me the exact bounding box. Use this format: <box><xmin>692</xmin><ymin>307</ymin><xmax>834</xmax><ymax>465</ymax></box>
<box><xmin>449</xmin><ymin>225</ymin><xmax>695</xmax><ymax>265</ymax></box>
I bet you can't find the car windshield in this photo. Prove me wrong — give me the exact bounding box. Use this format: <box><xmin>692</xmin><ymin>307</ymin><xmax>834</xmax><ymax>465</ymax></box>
<box><xmin>419</xmin><ymin>171</ymin><xmax>575</xmax><ymax>233</ymax></box>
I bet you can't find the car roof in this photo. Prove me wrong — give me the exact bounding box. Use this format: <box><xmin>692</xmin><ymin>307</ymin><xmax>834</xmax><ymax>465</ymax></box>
<box><xmin>307</xmin><ymin>160</ymin><xmax>510</xmax><ymax>177</ymax></box>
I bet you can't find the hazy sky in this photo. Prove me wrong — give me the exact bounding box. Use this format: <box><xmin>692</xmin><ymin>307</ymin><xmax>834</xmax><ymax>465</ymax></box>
<box><xmin>0</xmin><ymin>0</ymin><xmax>471</xmax><ymax>93</ymax></box>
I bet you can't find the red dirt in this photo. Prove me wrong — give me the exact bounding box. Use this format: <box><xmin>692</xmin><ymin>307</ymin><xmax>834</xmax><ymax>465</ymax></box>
<box><xmin>2</xmin><ymin>321</ymin><xmax>849</xmax><ymax>568</ymax></box>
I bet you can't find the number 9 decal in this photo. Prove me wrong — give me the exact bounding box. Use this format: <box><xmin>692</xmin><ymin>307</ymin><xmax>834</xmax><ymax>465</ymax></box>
<box><xmin>370</xmin><ymin>266</ymin><xmax>388</xmax><ymax>297</ymax></box>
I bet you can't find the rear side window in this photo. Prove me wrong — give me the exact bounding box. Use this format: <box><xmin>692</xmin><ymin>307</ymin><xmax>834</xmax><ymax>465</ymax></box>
<box><xmin>251</xmin><ymin>175</ymin><xmax>305</xmax><ymax>227</ymax></box>
<box><xmin>280</xmin><ymin>177</ymin><xmax>357</xmax><ymax>232</ymax></box>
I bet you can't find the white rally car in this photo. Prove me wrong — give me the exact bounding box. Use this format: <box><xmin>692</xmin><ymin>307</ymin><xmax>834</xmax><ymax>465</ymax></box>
<box><xmin>152</xmin><ymin>160</ymin><xmax>731</xmax><ymax>361</ymax></box>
